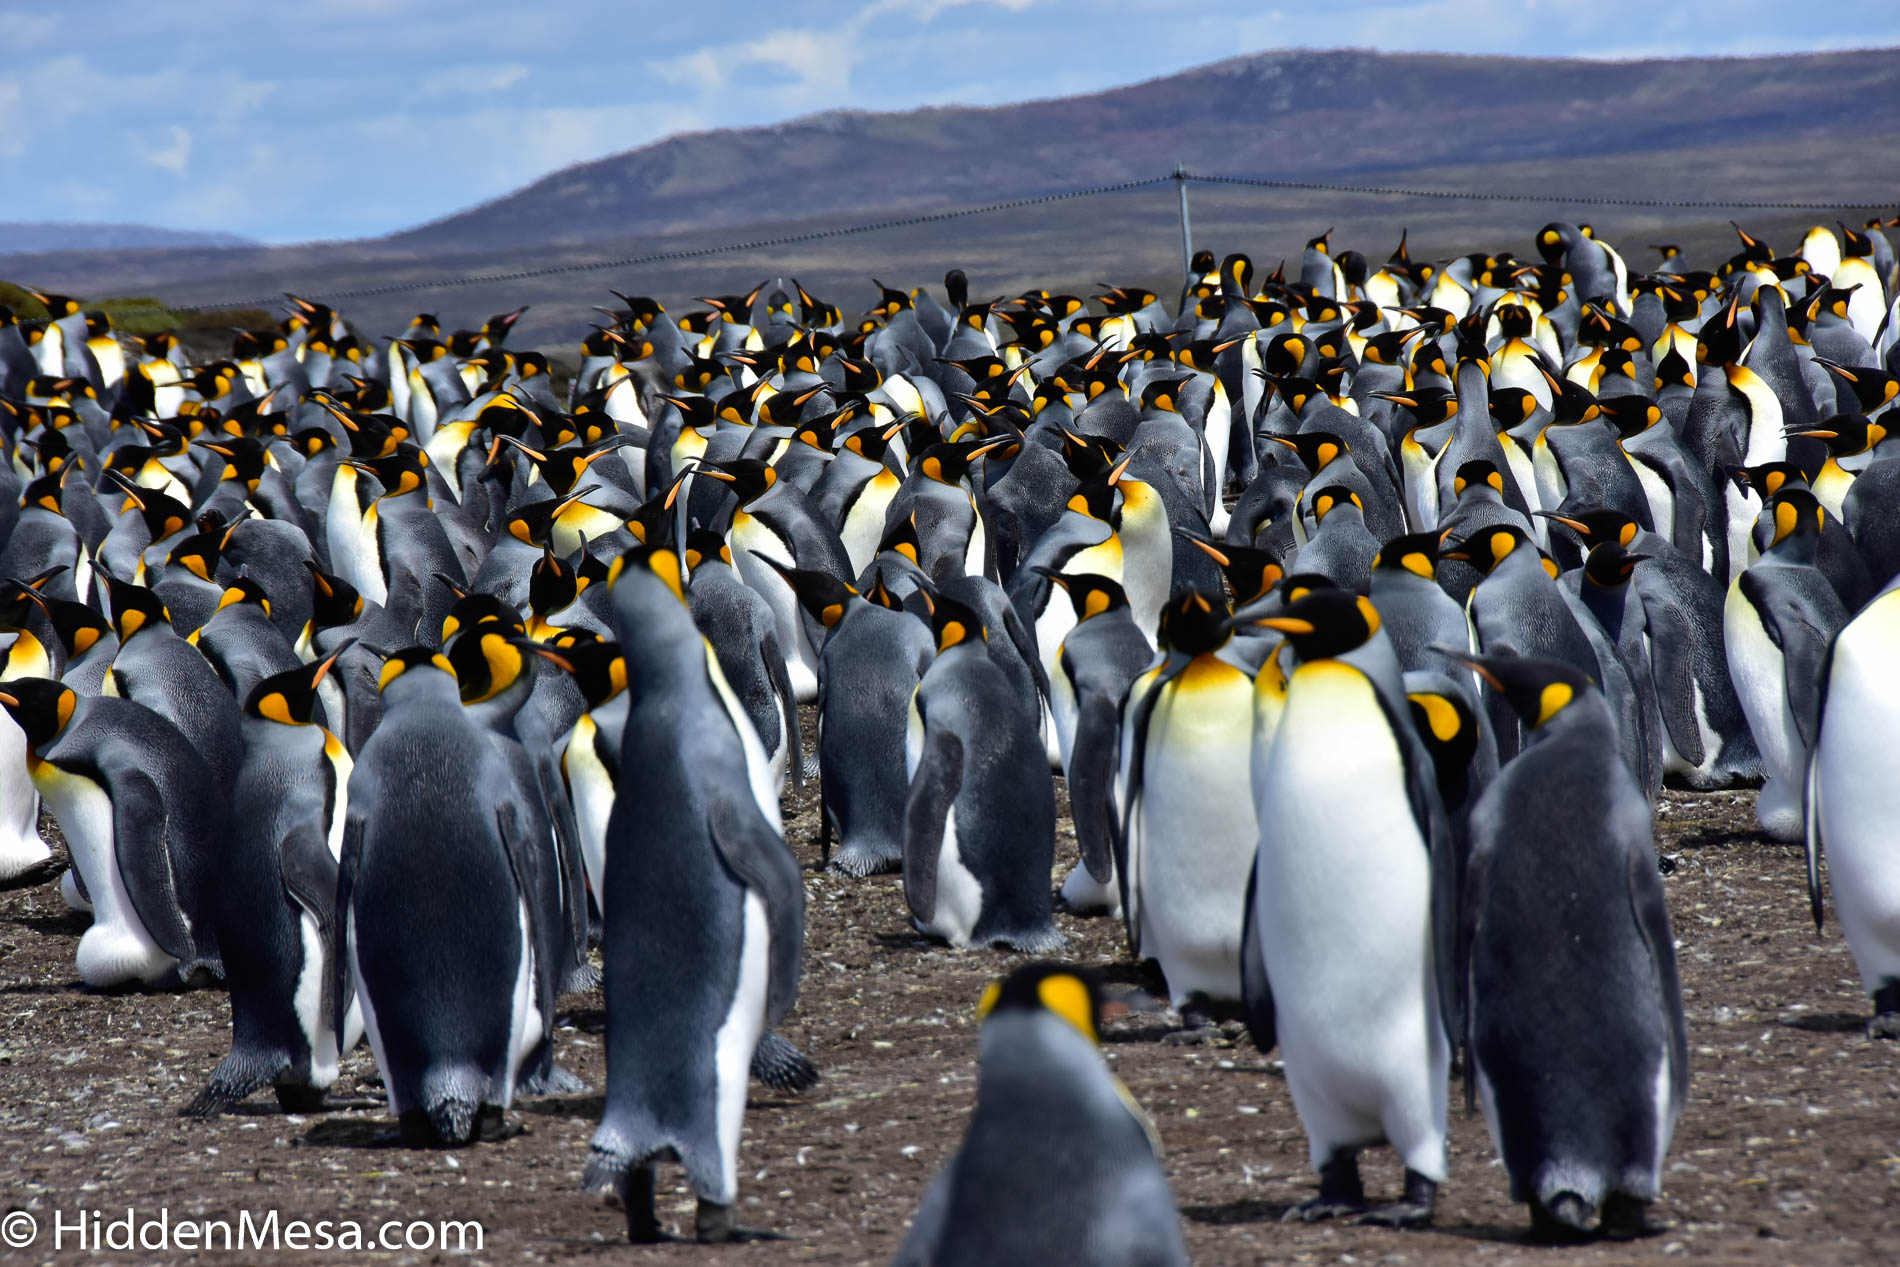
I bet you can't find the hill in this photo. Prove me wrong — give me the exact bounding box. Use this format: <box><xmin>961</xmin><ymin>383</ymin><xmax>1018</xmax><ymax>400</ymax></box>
<box><xmin>0</xmin><ymin>223</ymin><xmax>254</xmax><ymax>255</ymax></box>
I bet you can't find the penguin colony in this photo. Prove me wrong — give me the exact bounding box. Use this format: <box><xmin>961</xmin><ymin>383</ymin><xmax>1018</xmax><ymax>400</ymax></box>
<box><xmin>1</xmin><ymin>209</ymin><xmax>1899</xmax><ymax>1253</ymax></box>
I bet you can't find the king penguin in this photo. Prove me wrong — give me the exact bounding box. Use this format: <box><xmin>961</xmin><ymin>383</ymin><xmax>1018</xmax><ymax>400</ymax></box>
<box><xmin>583</xmin><ymin>544</ymin><xmax>807</xmax><ymax>1243</ymax></box>
<box><xmin>1238</xmin><ymin>586</ymin><xmax>1457</xmax><ymax>1226</ymax></box>
<box><xmin>1450</xmin><ymin>650</ymin><xmax>1687</xmax><ymax>1241</ymax></box>
<box><xmin>1804</xmin><ymin>578</ymin><xmax>1900</xmax><ymax>1038</ymax></box>
<box><xmin>891</xmin><ymin>964</ymin><xmax>1189</xmax><ymax>1267</ymax></box>
<box><xmin>187</xmin><ymin>646</ymin><xmax>365</xmax><ymax>1116</ymax></box>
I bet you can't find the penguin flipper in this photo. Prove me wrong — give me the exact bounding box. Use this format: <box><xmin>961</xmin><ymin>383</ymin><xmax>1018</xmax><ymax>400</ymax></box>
<box><xmin>762</xmin><ymin>630</ymin><xmax>802</xmax><ymax>790</ymax></box>
<box><xmin>1118</xmin><ymin>662</ymin><xmax>1185</xmax><ymax>957</ymax></box>
<box><xmin>1636</xmin><ymin>590</ymin><xmax>1706</xmax><ymax>768</ymax></box>
<box><xmin>1375</xmin><ymin>686</ymin><xmax>1465</xmax><ymax>1050</ymax></box>
<box><xmin>1000</xmin><ymin>602</ymin><xmax>1050</xmax><ymax>705</ymax></box>
<box><xmin>110</xmin><ymin>769</ymin><xmax>202</xmax><ymax>973</ymax></box>
<box><xmin>1068</xmin><ymin>691</ymin><xmax>1122</xmax><ymax>886</ymax></box>
<box><xmin>1238</xmin><ymin>865</ymin><xmax>1275</xmax><ymax>1054</ymax></box>
<box><xmin>901</xmin><ymin>726</ymin><xmax>964</xmax><ymax>933</ymax></box>
<box><xmin>1804</xmin><ymin>750</ymin><xmax>1826</xmax><ymax>932</ymax></box>
<box><xmin>279</xmin><ymin>825</ymin><xmax>341</xmax><ymax>1049</ymax></box>
<box><xmin>1626</xmin><ymin>827</ymin><xmax>1689</xmax><ymax>1121</ymax></box>
<box><xmin>332</xmin><ymin>815</ymin><xmax>364</xmax><ymax>1048</ymax></box>
<box><xmin>494</xmin><ymin>800</ymin><xmax>558</xmax><ymax>1060</ymax></box>
<box><xmin>706</xmin><ymin>794</ymin><xmax>806</xmax><ymax>1028</ymax></box>
<box><xmin>1739</xmin><ymin>572</ymin><xmax>1841</xmax><ymax>751</ymax></box>
<box><xmin>516</xmin><ymin>708</ymin><xmax>591</xmax><ymax>987</ymax></box>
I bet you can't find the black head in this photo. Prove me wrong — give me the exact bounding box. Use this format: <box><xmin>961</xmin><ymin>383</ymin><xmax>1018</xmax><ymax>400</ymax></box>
<box><xmin>1182</xmin><ymin>536</ymin><xmax>1283</xmax><ymax>605</ymax></box>
<box><xmin>1158</xmin><ymin>588</ymin><xmax>1231</xmax><ymax>657</ymax></box>
<box><xmin>1441</xmin><ymin>523</ymin><xmax>1540</xmax><ymax>575</ymax></box>
<box><xmin>1038</xmin><ymin>570</ymin><xmax>1129</xmax><ymax>623</ymax></box>
<box><xmin>757</xmin><ymin>554</ymin><xmax>858</xmax><ymax>629</ymax></box>
<box><xmin>445</xmin><ymin>624</ymin><xmax>532</xmax><ymax>705</ymax></box>
<box><xmin>1536</xmin><ymin>507</ymin><xmax>1640</xmax><ymax>550</ymax></box>
<box><xmin>1581</xmin><ymin>541</ymin><xmax>1649</xmax><ymax>591</ymax></box>
<box><xmin>244</xmin><ymin>640</ymin><xmax>355</xmax><ymax>726</ymax></box>
<box><xmin>975</xmin><ymin>962</ymin><xmax>1113</xmax><ymax>1045</ymax></box>
<box><xmin>102</xmin><ymin>577</ymin><xmax>171</xmax><ymax>642</ymax></box>
<box><xmin>0</xmin><ymin>678</ymin><xmax>78</xmax><ymax>754</ymax></box>
<box><xmin>924</xmin><ymin>591</ymin><xmax>985</xmax><ymax>654</ymax></box>
<box><xmin>1247</xmin><ymin>585</ymin><xmax>1381</xmax><ymax>661</ymax></box>
<box><xmin>1371</xmin><ymin>531</ymin><xmax>1441</xmax><ymax>580</ymax></box>
<box><xmin>1441</xmin><ymin>648</ymin><xmax>1596</xmax><ymax>730</ymax></box>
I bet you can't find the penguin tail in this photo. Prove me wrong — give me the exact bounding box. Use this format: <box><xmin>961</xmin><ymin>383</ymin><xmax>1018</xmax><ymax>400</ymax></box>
<box><xmin>582</xmin><ymin>1142</ymin><xmax>636</xmax><ymax>1192</ymax></box>
<box><xmin>750</xmin><ymin>1030</ymin><xmax>819</xmax><ymax>1093</ymax></box>
<box><xmin>1543</xmin><ymin>1192</ymin><xmax>1596</xmax><ymax>1234</ymax></box>
<box><xmin>182</xmin><ymin>1050</ymin><xmax>289</xmax><ymax>1118</ymax></box>
<box><xmin>425</xmin><ymin>1097</ymin><xmax>479</xmax><ymax>1146</ymax></box>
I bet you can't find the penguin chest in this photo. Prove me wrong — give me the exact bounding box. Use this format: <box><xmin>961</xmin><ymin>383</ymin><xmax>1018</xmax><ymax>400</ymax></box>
<box><xmin>0</xmin><ymin>711</ymin><xmax>48</xmax><ymax>869</ymax></box>
<box><xmin>925</xmin><ymin>804</ymin><xmax>985</xmax><ymax>947</ymax></box>
<box><xmin>709</xmin><ymin>891</ymin><xmax>772</xmax><ymax>1199</ymax></box>
<box><xmin>1722</xmin><ymin>581</ymin><xmax>1799</xmax><ymax>782</ymax></box>
<box><xmin>32</xmin><ymin>766</ymin><xmax>176</xmax><ymax>987</ymax></box>
<box><xmin>562</xmin><ymin>714</ymin><xmax>615</xmax><ymax>909</ymax></box>
<box><xmin>730</xmin><ymin>518</ymin><xmax>816</xmax><ymax>703</ymax></box>
<box><xmin>839</xmin><ymin>470</ymin><xmax>900</xmax><ymax>575</ymax></box>
<box><xmin>1130</xmin><ymin>662</ymin><xmax>1257</xmax><ymax>1003</ymax></box>
<box><xmin>1254</xmin><ymin>666</ymin><xmax>1433</xmax><ymax>993</ymax></box>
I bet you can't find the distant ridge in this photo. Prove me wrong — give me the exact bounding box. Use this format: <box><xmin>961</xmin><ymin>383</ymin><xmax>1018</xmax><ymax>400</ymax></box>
<box><xmin>0</xmin><ymin>223</ymin><xmax>256</xmax><ymax>255</ymax></box>
<box><xmin>384</xmin><ymin>46</ymin><xmax>1900</xmax><ymax>252</ymax></box>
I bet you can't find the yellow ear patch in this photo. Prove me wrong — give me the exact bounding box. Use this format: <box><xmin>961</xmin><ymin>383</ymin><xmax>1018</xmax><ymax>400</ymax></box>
<box><xmin>938</xmin><ymin>620</ymin><xmax>967</xmax><ymax>650</ymax></box>
<box><xmin>976</xmin><ymin>980</ymin><xmax>1001</xmax><ymax>1020</ymax></box>
<box><xmin>257</xmin><ymin>692</ymin><xmax>297</xmax><ymax>725</ymax></box>
<box><xmin>1083</xmin><ymin>589</ymin><xmax>1110</xmax><ymax>619</ymax></box>
<box><xmin>1036</xmin><ymin>973</ymin><xmax>1097</xmax><ymax>1042</ymax></box>
<box><xmin>55</xmin><ymin>687</ymin><xmax>76</xmax><ymax>734</ymax></box>
<box><xmin>1401</xmin><ymin>551</ymin><xmax>1434</xmax><ymax>579</ymax></box>
<box><xmin>1490</xmin><ymin>531</ymin><xmax>1518</xmax><ymax>564</ymax></box>
<box><xmin>820</xmin><ymin>602</ymin><xmax>845</xmax><ymax>629</ymax></box>
<box><xmin>1772</xmin><ymin>499</ymin><xmax>1798</xmax><ymax>544</ymax></box>
<box><xmin>1355</xmin><ymin>595</ymin><xmax>1382</xmax><ymax>636</ymax></box>
<box><xmin>1535</xmin><ymin>682</ymin><xmax>1574</xmax><ymax>727</ymax></box>
<box><xmin>1409</xmin><ymin>692</ymin><xmax>1461</xmax><ymax>743</ymax></box>
<box><xmin>648</xmin><ymin>550</ymin><xmax>687</xmax><ymax>603</ymax></box>
<box><xmin>119</xmin><ymin>609</ymin><xmax>146</xmax><ymax>639</ymax></box>
<box><xmin>378</xmin><ymin>657</ymin><xmax>408</xmax><ymax>690</ymax></box>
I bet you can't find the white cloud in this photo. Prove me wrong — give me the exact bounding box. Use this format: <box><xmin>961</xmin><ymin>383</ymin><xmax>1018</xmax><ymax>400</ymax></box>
<box><xmin>0</xmin><ymin>12</ymin><xmax>60</xmax><ymax>49</ymax></box>
<box><xmin>135</xmin><ymin>125</ymin><xmax>192</xmax><ymax>177</ymax></box>
<box><xmin>418</xmin><ymin>63</ymin><xmax>532</xmax><ymax>98</ymax></box>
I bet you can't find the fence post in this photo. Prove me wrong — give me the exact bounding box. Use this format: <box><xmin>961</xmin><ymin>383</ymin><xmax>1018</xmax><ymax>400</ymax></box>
<box><xmin>1174</xmin><ymin>163</ymin><xmax>1193</xmax><ymax>282</ymax></box>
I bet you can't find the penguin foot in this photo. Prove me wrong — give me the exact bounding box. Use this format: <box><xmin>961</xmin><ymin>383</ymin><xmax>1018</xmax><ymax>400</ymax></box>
<box><xmin>618</xmin><ymin>1167</ymin><xmax>683</xmax><ymax>1243</ymax></box>
<box><xmin>751</xmin><ymin>1030</ymin><xmax>820</xmax><ymax>1092</ymax></box>
<box><xmin>989</xmin><ymin>926</ymin><xmax>1068</xmax><ymax>954</ymax></box>
<box><xmin>1598</xmin><ymin>1193</ymin><xmax>1660</xmax><ymax>1240</ymax></box>
<box><xmin>1283</xmin><ymin>1154</ymin><xmax>1365</xmax><ymax>1222</ymax></box>
<box><xmin>472</xmin><ymin>1104</ymin><xmax>525</xmax><ymax>1142</ymax></box>
<box><xmin>1869</xmin><ymin>984</ymin><xmax>1900</xmax><ymax>1039</ymax></box>
<box><xmin>517</xmin><ymin>1063</ymin><xmax>587</xmax><ymax>1096</ymax></box>
<box><xmin>1160</xmin><ymin>1024</ymin><xmax>1223</xmax><ymax>1046</ymax></box>
<box><xmin>801</xmin><ymin>754</ymin><xmax>822</xmax><ymax>783</ymax></box>
<box><xmin>695</xmin><ymin>1199</ymin><xmax>789</xmax><ymax>1243</ymax></box>
<box><xmin>1530</xmin><ymin>1193</ymin><xmax>1596</xmax><ymax>1241</ymax></box>
<box><xmin>1356</xmin><ymin>1170</ymin><xmax>1436</xmax><ymax>1228</ymax></box>
<box><xmin>826</xmin><ymin>844</ymin><xmax>900</xmax><ymax>878</ymax></box>
<box><xmin>558</xmin><ymin>962</ymin><xmax>602</xmax><ymax>994</ymax></box>
<box><xmin>274</xmin><ymin>1084</ymin><xmax>331</xmax><ymax>1114</ymax></box>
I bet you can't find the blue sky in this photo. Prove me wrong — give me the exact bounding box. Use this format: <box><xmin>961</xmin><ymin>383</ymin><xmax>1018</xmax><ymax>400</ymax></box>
<box><xmin>3</xmin><ymin>0</ymin><xmax>1897</xmax><ymax>244</ymax></box>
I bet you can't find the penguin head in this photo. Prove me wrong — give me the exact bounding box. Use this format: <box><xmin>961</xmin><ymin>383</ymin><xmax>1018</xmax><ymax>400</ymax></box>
<box><xmin>1307</xmin><ymin>485</ymin><xmax>1364</xmax><ymax>525</ymax></box>
<box><xmin>109</xmin><ymin>478</ymin><xmax>194</xmax><ymax>545</ymax></box>
<box><xmin>1181</xmin><ymin>535</ymin><xmax>1283</xmax><ymax>605</ymax></box>
<box><xmin>305</xmin><ymin>562</ymin><xmax>366</xmax><ymax>630</ymax></box>
<box><xmin>245</xmin><ymin>640</ymin><xmax>354</xmax><ymax>727</ymax></box>
<box><xmin>1441</xmin><ymin>524</ymin><xmax>1548</xmax><ymax>576</ymax></box>
<box><xmin>1486</xmin><ymin>387</ymin><xmax>1542</xmax><ymax>431</ymax></box>
<box><xmin>975</xmin><ymin>962</ymin><xmax>1115</xmax><ymax>1046</ymax></box>
<box><xmin>1406</xmin><ymin>681</ymin><xmax>1481</xmax><ymax>783</ymax></box>
<box><xmin>528</xmin><ymin>546</ymin><xmax>582</xmax><ymax>620</ymax></box>
<box><xmin>45</xmin><ymin>598</ymin><xmax>111</xmax><ymax>662</ymax></box>
<box><xmin>920</xmin><ymin>590</ymin><xmax>985</xmax><ymax>655</ymax></box>
<box><xmin>1064</xmin><ymin>473</ymin><xmax>1120</xmax><ymax>526</ymax></box>
<box><xmin>102</xmin><ymin>577</ymin><xmax>171</xmax><ymax>643</ymax></box>
<box><xmin>0</xmin><ymin>678</ymin><xmax>78</xmax><ymax>757</ymax></box>
<box><xmin>1758</xmin><ymin>488</ymin><xmax>1828</xmax><ymax>559</ymax></box>
<box><xmin>446</xmin><ymin>624</ymin><xmax>533</xmax><ymax>706</ymax></box>
<box><xmin>1815</xmin><ymin>361</ymin><xmax>1900</xmax><ymax>414</ymax></box>
<box><xmin>1441</xmin><ymin>649</ymin><xmax>1596</xmax><ymax>732</ymax></box>
<box><xmin>213</xmin><ymin>578</ymin><xmax>271</xmax><ymax>619</ymax></box>
<box><xmin>1794</xmin><ymin>412</ymin><xmax>1887</xmax><ymax>459</ymax></box>
<box><xmin>377</xmin><ymin>645</ymin><xmax>457</xmax><ymax>695</ymax></box>
<box><xmin>608</xmin><ymin>543</ymin><xmax>691</xmax><ymax>610</ymax></box>
<box><xmin>1535</xmin><ymin>508</ymin><xmax>1640</xmax><ymax>551</ymax></box>
<box><xmin>1449</xmin><ymin>459</ymin><xmax>1507</xmax><ymax>500</ymax></box>
<box><xmin>1158</xmin><ymin>588</ymin><xmax>1231</xmax><ymax>657</ymax></box>
<box><xmin>758</xmin><ymin>554</ymin><xmax>858</xmax><ymax>630</ymax></box>
<box><xmin>1245</xmin><ymin>585</ymin><xmax>1381</xmax><ymax>661</ymax></box>
<box><xmin>694</xmin><ymin>457</ymin><xmax>774</xmax><ymax>506</ymax></box>
<box><xmin>1267</xmin><ymin>431</ymin><xmax>1347</xmax><ymax>476</ymax></box>
<box><xmin>1535</xmin><ymin>223</ymin><xmax>1579</xmax><ymax>264</ymax></box>
<box><xmin>874</xmin><ymin>514</ymin><xmax>923</xmax><ymax>567</ymax></box>
<box><xmin>1595</xmin><ymin>396</ymin><xmax>1664</xmax><ymax>440</ymax></box>
<box><xmin>534</xmin><ymin>634</ymin><xmax>627</xmax><ymax>711</ymax></box>
<box><xmin>345</xmin><ymin>447</ymin><xmax>429</xmax><ymax>500</ymax></box>
<box><xmin>440</xmin><ymin>589</ymin><xmax>524</xmax><ymax>646</ymax></box>
<box><xmin>1371</xmin><ymin>531</ymin><xmax>1442</xmax><ymax>580</ymax></box>
<box><xmin>1581</xmin><ymin>541</ymin><xmax>1649</xmax><ymax>591</ymax></box>
<box><xmin>681</xmin><ymin>528</ymin><xmax>734</xmax><ymax>576</ymax></box>
<box><xmin>1036</xmin><ymin>559</ymin><xmax>1126</xmax><ymax>620</ymax></box>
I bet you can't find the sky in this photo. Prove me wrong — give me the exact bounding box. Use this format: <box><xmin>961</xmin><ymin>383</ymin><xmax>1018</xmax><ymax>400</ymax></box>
<box><xmin>2</xmin><ymin>0</ymin><xmax>1897</xmax><ymax>245</ymax></box>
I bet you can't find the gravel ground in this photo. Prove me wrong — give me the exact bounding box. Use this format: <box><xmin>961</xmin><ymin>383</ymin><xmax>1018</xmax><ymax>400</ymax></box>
<box><xmin>2</xmin><ymin>764</ymin><xmax>1897</xmax><ymax>1266</ymax></box>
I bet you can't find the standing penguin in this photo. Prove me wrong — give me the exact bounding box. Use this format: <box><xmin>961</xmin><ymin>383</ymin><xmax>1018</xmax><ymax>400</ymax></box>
<box><xmin>1725</xmin><ymin>491</ymin><xmax>1849</xmax><ymax>841</ymax></box>
<box><xmin>1239</xmin><ymin>586</ymin><xmax>1457</xmax><ymax>1226</ymax></box>
<box><xmin>583</xmin><ymin>545</ymin><xmax>807</xmax><ymax>1243</ymax></box>
<box><xmin>891</xmin><ymin>964</ymin><xmax>1189</xmax><ymax>1267</ymax></box>
<box><xmin>1451</xmin><ymin>650</ymin><xmax>1687</xmax><ymax>1240</ymax></box>
<box><xmin>1805</xmin><ymin>580</ymin><xmax>1900</xmax><ymax>1037</ymax></box>
<box><xmin>187</xmin><ymin>647</ymin><xmax>363</xmax><ymax>1117</ymax></box>
<box><xmin>0</xmin><ymin>679</ymin><xmax>227</xmax><ymax>988</ymax></box>
<box><xmin>335</xmin><ymin>648</ymin><xmax>557</xmax><ymax>1145</ymax></box>
<box><xmin>904</xmin><ymin>592</ymin><xmax>1064</xmax><ymax>952</ymax></box>
<box><xmin>1117</xmin><ymin>589</ymin><xmax>1257</xmax><ymax>1021</ymax></box>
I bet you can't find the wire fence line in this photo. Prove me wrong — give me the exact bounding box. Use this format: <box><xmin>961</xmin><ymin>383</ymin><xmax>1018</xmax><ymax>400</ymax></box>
<box><xmin>75</xmin><ymin>169</ymin><xmax>1899</xmax><ymax>318</ymax></box>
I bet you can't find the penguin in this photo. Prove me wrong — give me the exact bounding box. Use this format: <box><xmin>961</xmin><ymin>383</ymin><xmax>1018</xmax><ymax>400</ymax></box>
<box><xmin>1367</xmin><ymin>531</ymin><xmax>1468</xmax><ymax>674</ymax></box>
<box><xmin>891</xmin><ymin>964</ymin><xmax>1189</xmax><ymax>1267</ymax></box>
<box><xmin>770</xmin><ymin>560</ymin><xmax>934</xmax><ymax>877</ymax></box>
<box><xmin>1450</xmin><ymin>650</ymin><xmax>1687</xmax><ymax>1241</ymax></box>
<box><xmin>1238</xmin><ymin>586</ymin><xmax>1456</xmax><ymax>1226</ymax></box>
<box><xmin>535</xmin><ymin>636</ymin><xmax>626</xmax><ymax>909</ymax></box>
<box><xmin>335</xmin><ymin>647</ymin><xmax>558</xmax><ymax>1145</ymax></box>
<box><xmin>186</xmin><ymin>646</ymin><xmax>365</xmax><ymax>1117</ymax></box>
<box><xmin>0</xmin><ymin>590</ymin><xmax>57</xmax><ymax>882</ymax></box>
<box><xmin>1725</xmin><ymin>490</ymin><xmax>1850</xmax><ymax>841</ymax></box>
<box><xmin>1044</xmin><ymin>572</ymin><xmax>1153</xmax><ymax>917</ymax></box>
<box><xmin>582</xmin><ymin>544</ymin><xmax>808</xmax><ymax>1242</ymax></box>
<box><xmin>191</xmin><ymin>578</ymin><xmax>305</xmax><ymax>703</ymax></box>
<box><xmin>1805</xmin><ymin>579</ymin><xmax>1900</xmax><ymax>1037</ymax></box>
<box><xmin>1116</xmin><ymin>589</ymin><xmax>1256</xmax><ymax>1019</ymax></box>
<box><xmin>0</xmin><ymin>678</ymin><xmax>227</xmax><ymax>988</ymax></box>
<box><xmin>904</xmin><ymin>592</ymin><xmax>1064</xmax><ymax>952</ymax></box>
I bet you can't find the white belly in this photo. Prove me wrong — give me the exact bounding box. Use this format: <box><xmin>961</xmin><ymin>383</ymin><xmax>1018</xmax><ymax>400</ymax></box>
<box><xmin>709</xmin><ymin>892</ymin><xmax>770</xmax><ymax>1203</ymax></box>
<box><xmin>730</xmin><ymin>520</ymin><xmax>818</xmax><ymax>704</ymax></box>
<box><xmin>920</xmin><ymin>805</ymin><xmax>984</xmax><ymax>947</ymax></box>
<box><xmin>1724</xmin><ymin>581</ymin><xmax>1803</xmax><ymax>838</ymax></box>
<box><xmin>0</xmin><ymin>711</ymin><xmax>49</xmax><ymax>880</ymax></box>
<box><xmin>1815</xmin><ymin>603</ymin><xmax>1900</xmax><ymax>991</ymax></box>
<box><xmin>36</xmin><ymin>769</ymin><xmax>177</xmax><ymax>987</ymax></box>
<box><xmin>562</xmin><ymin>716</ymin><xmax>614</xmax><ymax>910</ymax></box>
<box><xmin>501</xmin><ymin>896</ymin><xmax>543</xmax><ymax>1105</ymax></box>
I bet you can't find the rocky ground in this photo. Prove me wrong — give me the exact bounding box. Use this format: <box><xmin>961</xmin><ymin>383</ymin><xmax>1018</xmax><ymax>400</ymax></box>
<box><xmin>2</xmin><ymin>773</ymin><xmax>1897</xmax><ymax>1266</ymax></box>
